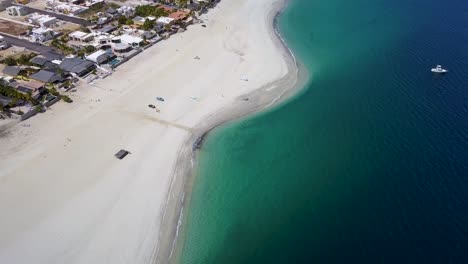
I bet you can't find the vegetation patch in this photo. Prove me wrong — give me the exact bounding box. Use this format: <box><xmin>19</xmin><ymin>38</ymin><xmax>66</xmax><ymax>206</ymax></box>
<box><xmin>135</xmin><ymin>5</ymin><xmax>170</xmax><ymax>18</ymax></box>
<box><xmin>61</xmin><ymin>95</ymin><xmax>73</xmax><ymax>103</ymax></box>
<box><xmin>80</xmin><ymin>2</ymin><xmax>120</xmax><ymax>19</ymax></box>
<box><xmin>2</xmin><ymin>53</ymin><xmax>37</xmax><ymax>66</ymax></box>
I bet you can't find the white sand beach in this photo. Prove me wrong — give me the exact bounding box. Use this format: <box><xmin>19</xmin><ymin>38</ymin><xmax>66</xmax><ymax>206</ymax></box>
<box><xmin>0</xmin><ymin>0</ymin><xmax>297</xmax><ymax>263</ymax></box>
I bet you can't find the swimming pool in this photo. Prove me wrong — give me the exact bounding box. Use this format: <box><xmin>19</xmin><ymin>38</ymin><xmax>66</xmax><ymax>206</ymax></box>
<box><xmin>108</xmin><ymin>58</ymin><xmax>121</xmax><ymax>66</ymax></box>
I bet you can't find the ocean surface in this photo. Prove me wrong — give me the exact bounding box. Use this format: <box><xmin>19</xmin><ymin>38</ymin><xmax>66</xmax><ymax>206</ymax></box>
<box><xmin>177</xmin><ymin>0</ymin><xmax>468</xmax><ymax>263</ymax></box>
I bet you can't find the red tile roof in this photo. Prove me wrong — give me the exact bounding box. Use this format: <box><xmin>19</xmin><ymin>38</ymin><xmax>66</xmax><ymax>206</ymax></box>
<box><xmin>168</xmin><ymin>11</ymin><xmax>189</xmax><ymax>21</ymax></box>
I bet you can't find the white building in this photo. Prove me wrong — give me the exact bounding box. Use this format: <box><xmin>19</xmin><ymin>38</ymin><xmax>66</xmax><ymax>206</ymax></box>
<box><xmin>27</xmin><ymin>13</ymin><xmax>58</xmax><ymax>27</ymax></box>
<box><xmin>0</xmin><ymin>36</ymin><xmax>9</xmax><ymax>50</ymax></box>
<box><xmin>86</xmin><ymin>33</ymin><xmax>118</xmax><ymax>49</ymax></box>
<box><xmin>69</xmin><ymin>31</ymin><xmax>94</xmax><ymax>42</ymax></box>
<box><xmin>119</xmin><ymin>34</ymin><xmax>144</xmax><ymax>48</ymax></box>
<box><xmin>31</xmin><ymin>27</ymin><xmax>55</xmax><ymax>43</ymax></box>
<box><xmin>85</xmin><ymin>49</ymin><xmax>115</xmax><ymax>64</ymax></box>
<box><xmin>84</xmin><ymin>0</ymin><xmax>104</xmax><ymax>7</ymax></box>
<box><xmin>117</xmin><ymin>6</ymin><xmax>135</xmax><ymax>17</ymax></box>
<box><xmin>112</xmin><ymin>43</ymin><xmax>132</xmax><ymax>54</ymax></box>
<box><xmin>156</xmin><ymin>17</ymin><xmax>174</xmax><ymax>26</ymax></box>
<box><xmin>6</xmin><ymin>6</ymin><xmax>28</xmax><ymax>16</ymax></box>
<box><xmin>54</xmin><ymin>3</ymin><xmax>88</xmax><ymax>15</ymax></box>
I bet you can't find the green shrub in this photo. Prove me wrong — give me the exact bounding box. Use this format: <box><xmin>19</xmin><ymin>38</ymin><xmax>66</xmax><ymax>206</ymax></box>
<box><xmin>84</xmin><ymin>45</ymin><xmax>96</xmax><ymax>54</ymax></box>
<box><xmin>34</xmin><ymin>105</ymin><xmax>44</xmax><ymax>113</ymax></box>
<box><xmin>49</xmin><ymin>87</ymin><xmax>60</xmax><ymax>96</ymax></box>
<box><xmin>61</xmin><ymin>95</ymin><xmax>73</xmax><ymax>103</ymax></box>
<box><xmin>4</xmin><ymin>57</ymin><xmax>17</xmax><ymax>66</ymax></box>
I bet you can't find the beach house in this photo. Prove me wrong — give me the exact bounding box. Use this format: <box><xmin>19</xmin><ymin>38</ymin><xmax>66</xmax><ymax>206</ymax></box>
<box><xmin>15</xmin><ymin>81</ymin><xmax>46</xmax><ymax>100</ymax></box>
<box><xmin>2</xmin><ymin>66</ymin><xmax>21</xmax><ymax>77</ymax></box>
<box><xmin>31</xmin><ymin>27</ymin><xmax>56</xmax><ymax>43</ymax></box>
<box><xmin>6</xmin><ymin>6</ymin><xmax>28</xmax><ymax>16</ymax></box>
<box><xmin>30</xmin><ymin>55</ymin><xmax>60</xmax><ymax>71</ymax></box>
<box><xmin>59</xmin><ymin>57</ymin><xmax>95</xmax><ymax>77</ymax></box>
<box><xmin>85</xmin><ymin>49</ymin><xmax>116</xmax><ymax>65</ymax></box>
<box><xmin>27</xmin><ymin>13</ymin><xmax>58</xmax><ymax>28</ymax></box>
<box><xmin>69</xmin><ymin>31</ymin><xmax>94</xmax><ymax>43</ymax></box>
<box><xmin>29</xmin><ymin>70</ymin><xmax>64</xmax><ymax>84</ymax></box>
<box><xmin>116</xmin><ymin>34</ymin><xmax>144</xmax><ymax>48</ymax></box>
<box><xmin>96</xmin><ymin>25</ymin><xmax>117</xmax><ymax>34</ymax></box>
<box><xmin>168</xmin><ymin>10</ymin><xmax>190</xmax><ymax>22</ymax></box>
<box><xmin>112</xmin><ymin>43</ymin><xmax>132</xmax><ymax>54</ymax></box>
<box><xmin>156</xmin><ymin>16</ymin><xmax>174</xmax><ymax>26</ymax></box>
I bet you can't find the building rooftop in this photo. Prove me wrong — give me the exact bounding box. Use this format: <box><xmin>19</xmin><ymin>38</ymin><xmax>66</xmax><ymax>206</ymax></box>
<box><xmin>34</xmin><ymin>16</ymin><xmax>56</xmax><ymax>25</ymax></box>
<box><xmin>2</xmin><ymin>66</ymin><xmax>21</xmax><ymax>76</ymax></box>
<box><xmin>0</xmin><ymin>95</ymin><xmax>13</xmax><ymax>107</ymax></box>
<box><xmin>85</xmin><ymin>49</ymin><xmax>115</xmax><ymax>64</ymax></box>
<box><xmin>113</xmin><ymin>43</ymin><xmax>131</xmax><ymax>50</ymax></box>
<box><xmin>97</xmin><ymin>25</ymin><xmax>117</xmax><ymax>34</ymax></box>
<box><xmin>18</xmin><ymin>80</ymin><xmax>44</xmax><ymax>90</ymax></box>
<box><xmin>44</xmin><ymin>51</ymin><xmax>63</xmax><ymax>61</ymax></box>
<box><xmin>31</xmin><ymin>56</ymin><xmax>50</xmax><ymax>66</ymax></box>
<box><xmin>30</xmin><ymin>70</ymin><xmax>64</xmax><ymax>83</ymax></box>
<box><xmin>16</xmin><ymin>80</ymin><xmax>44</xmax><ymax>95</ymax></box>
<box><xmin>120</xmin><ymin>34</ymin><xmax>143</xmax><ymax>45</ymax></box>
<box><xmin>44</xmin><ymin>61</ymin><xmax>59</xmax><ymax>70</ymax></box>
<box><xmin>69</xmin><ymin>31</ymin><xmax>89</xmax><ymax>39</ymax></box>
<box><xmin>59</xmin><ymin>57</ymin><xmax>94</xmax><ymax>75</ymax></box>
<box><xmin>157</xmin><ymin>16</ymin><xmax>174</xmax><ymax>25</ymax></box>
<box><xmin>168</xmin><ymin>11</ymin><xmax>190</xmax><ymax>21</ymax></box>
<box><xmin>32</xmin><ymin>27</ymin><xmax>53</xmax><ymax>34</ymax></box>
<box><xmin>54</xmin><ymin>3</ymin><xmax>88</xmax><ymax>13</ymax></box>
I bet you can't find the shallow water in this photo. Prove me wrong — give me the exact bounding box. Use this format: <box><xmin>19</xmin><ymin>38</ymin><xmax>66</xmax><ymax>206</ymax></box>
<box><xmin>179</xmin><ymin>0</ymin><xmax>468</xmax><ymax>262</ymax></box>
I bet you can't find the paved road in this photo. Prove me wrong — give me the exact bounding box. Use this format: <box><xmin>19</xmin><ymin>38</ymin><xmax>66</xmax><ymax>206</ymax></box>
<box><xmin>0</xmin><ymin>33</ymin><xmax>58</xmax><ymax>55</ymax></box>
<box><xmin>15</xmin><ymin>4</ymin><xmax>92</xmax><ymax>26</ymax></box>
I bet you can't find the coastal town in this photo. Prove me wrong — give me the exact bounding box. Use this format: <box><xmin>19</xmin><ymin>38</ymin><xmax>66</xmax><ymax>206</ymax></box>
<box><xmin>0</xmin><ymin>0</ymin><xmax>217</xmax><ymax>121</ymax></box>
<box><xmin>0</xmin><ymin>0</ymin><xmax>295</xmax><ymax>262</ymax></box>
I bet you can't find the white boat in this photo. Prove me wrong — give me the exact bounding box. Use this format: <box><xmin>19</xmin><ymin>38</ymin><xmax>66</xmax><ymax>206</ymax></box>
<box><xmin>431</xmin><ymin>65</ymin><xmax>448</xmax><ymax>73</ymax></box>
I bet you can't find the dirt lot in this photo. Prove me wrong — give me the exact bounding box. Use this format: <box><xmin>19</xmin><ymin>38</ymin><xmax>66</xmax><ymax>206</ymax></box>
<box><xmin>0</xmin><ymin>46</ymin><xmax>35</xmax><ymax>61</ymax></box>
<box><xmin>0</xmin><ymin>10</ymin><xmax>27</xmax><ymax>23</ymax></box>
<box><xmin>0</xmin><ymin>46</ymin><xmax>31</xmax><ymax>57</ymax></box>
<box><xmin>0</xmin><ymin>18</ymin><xmax>29</xmax><ymax>36</ymax></box>
<box><xmin>26</xmin><ymin>0</ymin><xmax>48</xmax><ymax>10</ymax></box>
<box><xmin>48</xmin><ymin>19</ymin><xmax>81</xmax><ymax>34</ymax></box>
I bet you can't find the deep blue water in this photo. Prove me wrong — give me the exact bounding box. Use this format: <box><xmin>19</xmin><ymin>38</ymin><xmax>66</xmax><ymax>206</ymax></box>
<box><xmin>178</xmin><ymin>0</ymin><xmax>468</xmax><ymax>263</ymax></box>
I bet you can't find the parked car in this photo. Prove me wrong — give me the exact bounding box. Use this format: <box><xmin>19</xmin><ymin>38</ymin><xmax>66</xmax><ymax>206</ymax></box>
<box><xmin>148</xmin><ymin>104</ymin><xmax>156</xmax><ymax>109</ymax></box>
<box><xmin>156</xmin><ymin>97</ymin><xmax>165</xmax><ymax>102</ymax></box>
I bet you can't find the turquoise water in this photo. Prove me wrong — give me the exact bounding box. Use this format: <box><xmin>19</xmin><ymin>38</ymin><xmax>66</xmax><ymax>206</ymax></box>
<box><xmin>178</xmin><ymin>0</ymin><xmax>468</xmax><ymax>263</ymax></box>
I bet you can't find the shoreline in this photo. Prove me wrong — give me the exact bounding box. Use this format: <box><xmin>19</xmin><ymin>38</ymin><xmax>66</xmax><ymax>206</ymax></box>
<box><xmin>156</xmin><ymin>0</ymin><xmax>309</xmax><ymax>262</ymax></box>
<box><xmin>0</xmin><ymin>0</ymin><xmax>308</xmax><ymax>263</ymax></box>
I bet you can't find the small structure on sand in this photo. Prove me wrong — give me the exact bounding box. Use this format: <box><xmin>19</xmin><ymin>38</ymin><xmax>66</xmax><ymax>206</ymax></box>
<box><xmin>115</xmin><ymin>149</ymin><xmax>130</xmax><ymax>159</ymax></box>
